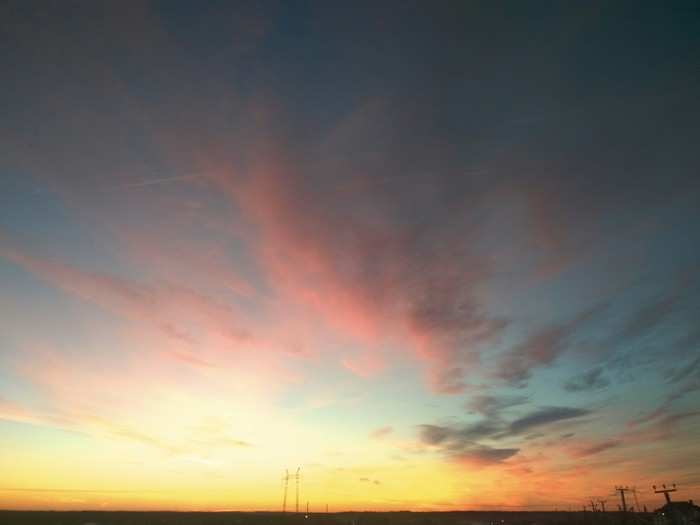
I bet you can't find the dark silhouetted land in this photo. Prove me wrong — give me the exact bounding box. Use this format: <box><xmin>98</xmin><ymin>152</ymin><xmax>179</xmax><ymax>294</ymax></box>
<box><xmin>0</xmin><ymin>510</ymin><xmax>670</xmax><ymax>525</ymax></box>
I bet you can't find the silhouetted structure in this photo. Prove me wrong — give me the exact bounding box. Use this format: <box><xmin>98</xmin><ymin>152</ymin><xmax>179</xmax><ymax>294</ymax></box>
<box><xmin>654</xmin><ymin>501</ymin><xmax>700</xmax><ymax>525</ymax></box>
<box><xmin>282</xmin><ymin>467</ymin><xmax>301</xmax><ymax>513</ymax></box>
<box><xmin>653</xmin><ymin>485</ymin><xmax>677</xmax><ymax>505</ymax></box>
<box><xmin>615</xmin><ymin>486</ymin><xmax>630</xmax><ymax>513</ymax></box>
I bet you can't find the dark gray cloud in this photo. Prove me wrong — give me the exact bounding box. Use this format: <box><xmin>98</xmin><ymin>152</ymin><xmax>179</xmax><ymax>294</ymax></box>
<box><xmin>419</xmin><ymin>420</ymin><xmax>506</xmax><ymax>445</ymax></box>
<box><xmin>457</xmin><ymin>421</ymin><xmax>505</xmax><ymax>442</ymax></box>
<box><xmin>418</xmin><ymin>424</ymin><xmax>451</xmax><ymax>446</ymax></box>
<box><xmin>417</xmin><ymin>423</ymin><xmax>519</xmax><ymax>467</ymax></box>
<box><xmin>419</xmin><ymin>406</ymin><xmax>591</xmax><ymax>448</ymax></box>
<box><xmin>564</xmin><ymin>367</ymin><xmax>610</xmax><ymax>392</ymax></box>
<box><xmin>452</xmin><ymin>446</ymin><xmax>519</xmax><ymax>466</ymax></box>
<box><xmin>466</xmin><ymin>394</ymin><xmax>530</xmax><ymax>418</ymax></box>
<box><xmin>417</xmin><ymin>404</ymin><xmax>590</xmax><ymax>466</ymax></box>
<box><xmin>509</xmin><ymin>407</ymin><xmax>590</xmax><ymax>435</ymax></box>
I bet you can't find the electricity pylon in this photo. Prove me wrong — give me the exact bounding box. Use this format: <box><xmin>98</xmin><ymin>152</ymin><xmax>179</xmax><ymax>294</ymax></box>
<box><xmin>282</xmin><ymin>466</ymin><xmax>301</xmax><ymax>512</ymax></box>
<box><xmin>282</xmin><ymin>469</ymin><xmax>290</xmax><ymax>513</ymax></box>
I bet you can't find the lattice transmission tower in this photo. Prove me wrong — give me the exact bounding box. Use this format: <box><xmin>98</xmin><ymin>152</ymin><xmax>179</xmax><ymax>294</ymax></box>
<box><xmin>282</xmin><ymin>467</ymin><xmax>301</xmax><ymax>513</ymax></box>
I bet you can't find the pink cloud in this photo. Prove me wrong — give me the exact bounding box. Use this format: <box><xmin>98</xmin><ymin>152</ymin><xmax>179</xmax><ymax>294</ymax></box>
<box><xmin>5</xmin><ymin>59</ymin><xmax>510</xmax><ymax>395</ymax></box>
<box><xmin>4</xmin><ymin>249</ymin><xmax>251</xmax><ymax>351</ymax></box>
<box><xmin>202</xmin><ymin>111</ymin><xmax>508</xmax><ymax>393</ymax></box>
<box><xmin>1</xmin><ymin>247</ymin><xmax>310</xmax><ymax>447</ymax></box>
<box><xmin>1</xmin><ymin>334</ymin><xmax>273</xmax><ymax>460</ymax></box>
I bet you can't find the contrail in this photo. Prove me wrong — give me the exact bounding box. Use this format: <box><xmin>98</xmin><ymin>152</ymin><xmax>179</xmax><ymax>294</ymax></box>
<box><xmin>98</xmin><ymin>173</ymin><xmax>205</xmax><ymax>191</ymax></box>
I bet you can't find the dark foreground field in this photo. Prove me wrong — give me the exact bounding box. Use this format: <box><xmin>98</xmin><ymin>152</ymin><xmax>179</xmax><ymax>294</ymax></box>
<box><xmin>0</xmin><ymin>510</ymin><xmax>610</xmax><ymax>525</ymax></box>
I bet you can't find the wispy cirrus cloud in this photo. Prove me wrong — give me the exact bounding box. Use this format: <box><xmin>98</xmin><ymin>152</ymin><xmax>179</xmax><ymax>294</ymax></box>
<box><xmin>622</xmin><ymin>409</ymin><xmax>700</xmax><ymax>459</ymax></box>
<box><xmin>3</xmin><ymin>249</ymin><xmax>251</xmax><ymax>350</ymax></box>
<box><xmin>569</xmin><ymin>440</ymin><xmax>621</xmax><ymax>458</ymax></box>
<box><xmin>493</xmin><ymin>305</ymin><xmax>605</xmax><ymax>385</ymax></box>
<box><xmin>0</xmin><ymin>248</ymin><xmax>301</xmax><ymax>462</ymax></box>
<box><xmin>625</xmin><ymin>354</ymin><xmax>700</xmax><ymax>428</ymax></box>
<box><xmin>564</xmin><ymin>367</ymin><xmax>610</xmax><ymax>392</ymax></box>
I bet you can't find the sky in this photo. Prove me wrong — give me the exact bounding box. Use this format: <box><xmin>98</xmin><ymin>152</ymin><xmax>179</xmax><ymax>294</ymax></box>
<box><xmin>1</xmin><ymin>0</ymin><xmax>700</xmax><ymax>513</ymax></box>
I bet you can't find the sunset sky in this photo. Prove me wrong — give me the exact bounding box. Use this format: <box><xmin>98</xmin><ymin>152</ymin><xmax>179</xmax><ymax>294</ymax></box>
<box><xmin>1</xmin><ymin>0</ymin><xmax>699</xmax><ymax>513</ymax></box>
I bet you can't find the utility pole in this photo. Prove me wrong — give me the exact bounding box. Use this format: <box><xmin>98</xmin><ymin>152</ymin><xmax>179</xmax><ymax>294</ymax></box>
<box><xmin>615</xmin><ymin>486</ymin><xmax>630</xmax><ymax>512</ymax></box>
<box><xmin>590</xmin><ymin>500</ymin><xmax>598</xmax><ymax>512</ymax></box>
<box><xmin>598</xmin><ymin>499</ymin><xmax>607</xmax><ymax>512</ymax></box>
<box><xmin>653</xmin><ymin>484</ymin><xmax>677</xmax><ymax>504</ymax></box>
